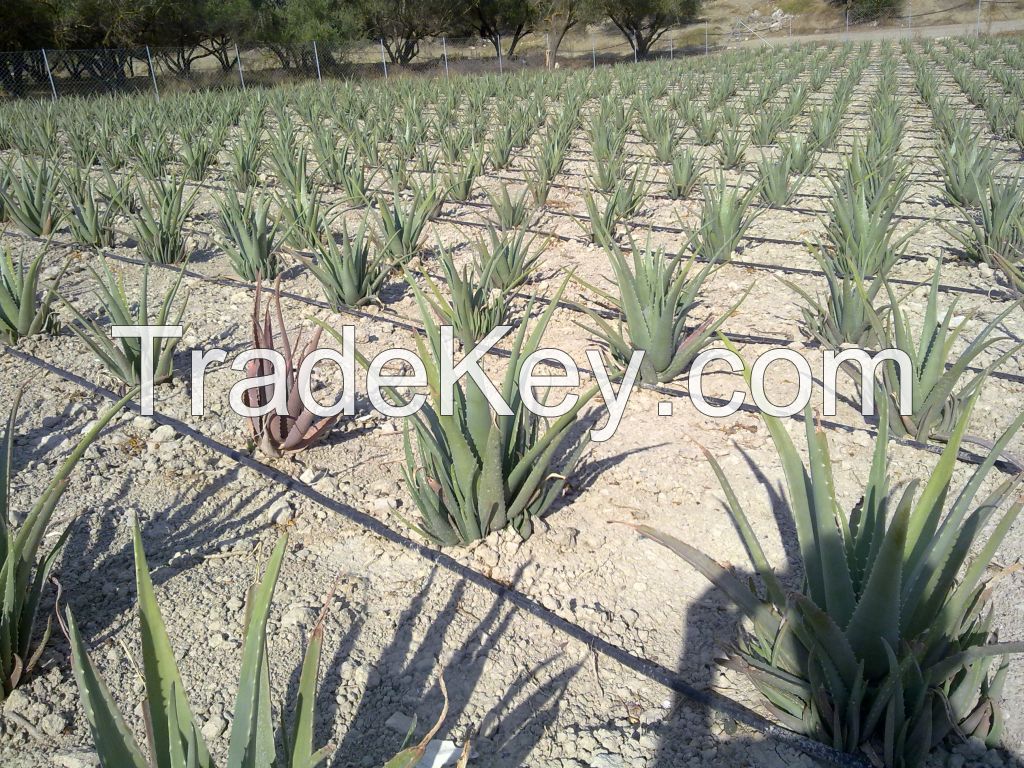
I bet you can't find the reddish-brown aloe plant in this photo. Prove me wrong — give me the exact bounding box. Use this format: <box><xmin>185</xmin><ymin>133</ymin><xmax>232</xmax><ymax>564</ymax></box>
<box><xmin>244</xmin><ymin>278</ymin><xmax>339</xmax><ymax>457</ymax></box>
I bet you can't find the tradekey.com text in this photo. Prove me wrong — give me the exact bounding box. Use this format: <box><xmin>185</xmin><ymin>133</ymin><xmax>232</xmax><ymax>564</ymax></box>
<box><xmin>122</xmin><ymin>323</ymin><xmax>914</xmax><ymax>442</ymax></box>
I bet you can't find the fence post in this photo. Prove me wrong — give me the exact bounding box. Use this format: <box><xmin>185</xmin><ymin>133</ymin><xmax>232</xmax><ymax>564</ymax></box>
<box><xmin>498</xmin><ymin>34</ymin><xmax>503</xmax><ymax>73</ymax></box>
<box><xmin>705</xmin><ymin>22</ymin><xmax>709</xmax><ymax>54</ymax></box>
<box><xmin>591</xmin><ymin>35</ymin><xmax>596</xmax><ymax>69</ymax></box>
<box><xmin>846</xmin><ymin>10</ymin><xmax>850</xmax><ymax>35</ymax></box>
<box><xmin>41</xmin><ymin>49</ymin><xmax>57</xmax><ymax>101</ymax></box>
<box><xmin>442</xmin><ymin>37</ymin><xmax>449</xmax><ymax>80</ymax></box>
<box><xmin>235</xmin><ymin>44</ymin><xmax>245</xmax><ymax>90</ymax></box>
<box><xmin>145</xmin><ymin>45</ymin><xmax>160</xmax><ymax>101</ymax></box>
<box><xmin>669</xmin><ymin>39</ymin><xmax>673</xmax><ymax>60</ymax></box>
<box><xmin>313</xmin><ymin>41</ymin><xmax>322</xmax><ymax>84</ymax></box>
<box><xmin>976</xmin><ymin>0</ymin><xmax>982</xmax><ymax>35</ymax></box>
<box><xmin>633</xmin><ymin>36</ymin><xmax>638</xmax><ymax>64</ymax></box>
<box><xmin>380</xmin><ymin>39</ymin><xmax>388</xmax><ymax>80</ymax></box>
<box><xmin>908</xmin><ymin>0</ymin><xmax>912</xmax><ymax>33</ymax></box>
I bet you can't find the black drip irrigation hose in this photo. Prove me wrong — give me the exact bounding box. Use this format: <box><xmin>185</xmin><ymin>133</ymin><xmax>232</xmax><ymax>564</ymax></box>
<box><xmin>4</xmin><ymin>346</ymin><xmax>869</xmax><ymax>768</ymax></box>
<box><xmin>11</xmin><ymin>225</ymin><xmax>1024</xmax><ymax>429</ymax></box>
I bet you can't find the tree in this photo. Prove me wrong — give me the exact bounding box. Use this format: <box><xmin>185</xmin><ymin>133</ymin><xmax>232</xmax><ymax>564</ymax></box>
<box><xmin>466</xmin><ymin>0</ymin><xmax>537</xmax><ymax>57</ymax></box>
<box><xmin>252</xmin><ymin>0</ymin><xmax>361</xmax><ymax>68</ymax></box>
<box><xmin>358</xmin><ymin>0</ymin><xmax>453</xmax><ymax>65</ymax></box>
<box><xmin>534</xmin><ymin>0</ymin><xmax>596</xmax><ymax>67</ymax></box>
<box><xmin>602</xmin><ymin>0</ymin><xmax>699</xmax><ymax>59</ymax></box>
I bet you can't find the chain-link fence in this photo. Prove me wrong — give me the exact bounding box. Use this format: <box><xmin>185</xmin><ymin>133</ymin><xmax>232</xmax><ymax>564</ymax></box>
<box><xmin>3</xmin><ymin>2</ymin><xmax>1022</xmax><ymax>101</ymax></box>
<box><xmin>0</xmin><ymin>20</ymin><xmax>747</xmax><ymax>102</ymax></box>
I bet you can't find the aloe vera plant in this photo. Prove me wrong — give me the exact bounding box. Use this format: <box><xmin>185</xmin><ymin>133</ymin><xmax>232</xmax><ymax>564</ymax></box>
<box><xmin>632</xmin><ymin>390</ymin><xmax>1024</xmax><ymax>768</ymax></box>
<box><xmin>377</xmin><ymin>184</ymin><xmax>442</xmax><ymax>264</ymax></box>
<box><xmin>0</xmin><ymin>157</ymin><xmax>62</xmax><ymax>237</ymax></box>
<box><xmin>0</xmin><ymin>246</ymin><xmax>65</xmax><ymax>344</ymax></box>
<box><xmin>134</xmin><ymin>178</ymin><xmax>197</xmax><ymax>265</ymax></box>
<box><xmin>876</xmin><ymin>262</ymin><xmax>1022</xmax><ymax>440</ymax></box>
<box><xmin>487</xmin><ymin>185</ymin><xmax>532</xmax><ymax>230</ymax></box>
<box><xmin>818</xmin><ymin>157</ymin><xmax>913</xmax><ymax>279</ymax></box>
<box><xmin>782</xmin><ymin>133</ymin><xmax>816</xmax><ymax>176</ymax></box>
<box><xmin>65</xmin><ymin>260</ymin><xmax>188</xmax><ymax>388</ymax></box>
<box><xmin>953</xmin><ymin>177</ymin><xmax>1024</xmax><ymax>268</ymax></box>
<box><xmin>64</xmin><ymin>173</ymin><xmax>118</xmax><ymax>249</ymax></box>
<box><xmin>243</xmin><ymin>280</ymin><xmax>341</xmax><ymax>457</ymax></box>
<box><xmin>2</xmin><ymin>388</ymin><xmax>132</xmax><ymax>702</ymax></box>
<box><xmin>372</xmin><ymin>278</ymin><xmax>595</xmax><ymax>545</ymax></box>
<box><xmin>691</xmin><ymin>177</ymin><xmax>760</xmax><ymax>263</ymax></box>
<box><xmin>786</xmin><ymin>255</ymin><xmax>886</xmax><ymax>348</ymax></box>
<box><xmin>717</xmin><ymin>125</ymin><xmax>748</xmax><ymax>170</ymax></box>
<box><xmin>67</xmin><ymin>521</ymin><xmax>467</xmax><ymax>768</ymax></box>
<box><xmin>474</xmin><ymin>225</ymin><xmax>541</xmax><ymax>291</ymax></box>
<box><xmin>216</xmin><ymin>192</ymin><xmax>282</xmax><ymax>282</ymax></box>
<box><xmin>580</xmin><ymin>235</ymin><xmax>747</xmax><ymax>385</ymax></box>
<box><xmin>179</xmin><ymin>134</ymin><xmax>218</xmax><ymax>182</ymax></box>
<box><xmin>228</xmin><ymin>120</ymin><xmax>264</xmax><ymax>192</ymax></box>
<box><xmin>298</xmin><ymin>217</ymin><xmax>394</xmax><ymax>309</ymax></box>
<box><xmin>416</xmin><ymin>241</ymin><xmax>508</xmax><ymax>347</ymax></box>
<box><xmin>937</xmin><ymin>133</ymin><xmax>997</xmax><ymax>209</ymax></box>
<box><xmin>666</xmin><ymin>150</ymin><xmax>702</xmax><ymax>201</ymax></box>
<box><xmin>757</xmin><ymin>155</ymin><xmax>804</xmax><ymax>208</ymax></box>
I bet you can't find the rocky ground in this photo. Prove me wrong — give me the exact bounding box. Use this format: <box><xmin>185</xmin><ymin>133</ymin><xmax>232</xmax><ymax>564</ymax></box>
<box><xmin>1</xmin><ymin>39</ymin><xmax>1024</xmax><ymax>768</ymax></box>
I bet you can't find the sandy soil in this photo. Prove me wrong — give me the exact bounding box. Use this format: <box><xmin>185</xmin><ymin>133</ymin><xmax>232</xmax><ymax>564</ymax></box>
<box><xmin>1</xmin><ymin>36</ymin><xmax>1023</xmax><ymax>768</ymax></box>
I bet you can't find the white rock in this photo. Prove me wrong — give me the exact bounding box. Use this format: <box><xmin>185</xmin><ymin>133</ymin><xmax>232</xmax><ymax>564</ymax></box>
<box><xmin>133</xmin><ymin>416</ymin><xmax>157</xmax><ymax>432</ymax></box>
<box><xmin>201</xmin><ymin>714</ymin><xmax>227</xmax><ymax>741</ymax></box>
<box><xmin>151</xmin><ymin>424</ymin><xmax>176</xmax><ymax>443</ymax></box>
<box><xmin>52</xmin><ymin>750</ymin><xmax>100</xmax><ymax>768</ymax></box>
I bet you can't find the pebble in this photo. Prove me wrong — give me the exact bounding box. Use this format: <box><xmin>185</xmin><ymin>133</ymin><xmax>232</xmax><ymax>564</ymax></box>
<box><xmin>52</xmin><ymin>750</ymin><xmax>99</xmax><ymax>768</ymax></box>
<box><xmin>268</xmin><ymin>499</ymin><xmax>293</xmax><ymax>525</ymax></box>
<box><xmin>201</xmin><ymin>714</ymin><xmax>227</xmax><ymax>741</ymax></box>
<box><xmin>133</xmin><ymin>416</ymin><xmax>157</xmax><ymax>432</ymax></box>
<box><xmin>281</xmin><ymin>605</ymin><xmax>316</xmax><ymax>628</ymax></box>
<box><xmin>475</xmin><ymin>544</ymin><xmax>500</xmax><ymax>568</ymax></box>
<box><xmin>151</xmin><ymin>424</ymin><xmax>176</xmax><ymax>443</ymax></box>
<box><xmin>40</xmin><ymin>711</ymin><xmax>66</xmax><ymax>737</ymax></box>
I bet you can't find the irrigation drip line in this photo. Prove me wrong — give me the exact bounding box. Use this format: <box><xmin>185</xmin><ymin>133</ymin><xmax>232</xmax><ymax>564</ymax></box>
<box><xmin>3</xmin><ymin>346</ymin><xmax>869</xmax><ymax>768</ymax></box>
<box><xmin>428</xmin><ymin>209</ymin><xmax>1020</xmax><ymax>303</ymax></box>
<box><xmin>12</xmin><ymin>227</ymin><xmax>1023</xmax><ymax>473</ymax></box>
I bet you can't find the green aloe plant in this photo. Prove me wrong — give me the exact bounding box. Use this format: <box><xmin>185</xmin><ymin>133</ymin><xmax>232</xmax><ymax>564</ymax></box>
<box><xmin>757</xmin><ymin>155</ymin><xmax>804</xmax><ymax>208</ymax></box>
<box><xmin>2</xmin><ymin>387</ymin><xmax>133</xmax><ymax>701</ymax></box>
<box><xmin>953</xmin><ymin>177</ymin><xmax>1024</xmax><ymax>268</ymax></box>
<box><xmin>579</xmin><ymin>235</ymin><xmax>747</xmax><ymax>385</ymax></box>
<box><xmin>937</xmin><ymin>134</ymin><xmax>997</xmax><ymax>209</ymax></box>
<box><xmin>487</xmin><ymin>186</ymin><xmax>532</xmax><ymax>230</ymax></box>
<box><xmin>216</xmin><ymin>192</ymin><xmax>282</xmax><ymax>282</ymax></box>
<box><xmin>133</xmin><ymin>178</ymin><xmax>197</xmax><ymax>265</ymax></box>
<box><xmin>67</xmin><ymin>521</ymin><xmax>468</xmax><ymax>768</ymax></box>
<box><xmin>690</xmin><ymin>176</ymin><xmax>760</xmax><ymax>263</ymax></box>
<box><xmin>0</xmin><ymin>246</ymin><xmax>65</xmax><ymax>344</ymax></box>
<box><xmin>666</xmin><ymin>150</ymin><xmax>702</xmax><ymax>201</ymax></box>
<box><xmin>355</xmin><ymin>278</ymin><xmax>595</xmax><ymax>546</ymax></box>
<box><xmin>65</xmin><ymin>260</ymin><xmax>189</xmax><ymax>388</ymax></box>
<box><xmin>0</xmin><ymin>157</ymin><xmax>62</xmax><ymax>237</ymax></box>
<box><xmin>415</xmin><ymin>241</ymin><xmax>508</xmax><ymax>348</ymax></box>
<box><xmin>786</xmin><ymin>255</ymin><xmax>886</xmax><ymax>348</ymax></box>
<box><xmin>299</xmin><ymin>217</ymin><xmax>395</xmax><ymax>309</ymax></box>
<box><xmin>377</xmin><ymin>183</ymin><xmax>442</xmax><ymax>264</ymax></box>
<box><xmin>64</xmin><ymin>173</ymin><xmax>118</xmax><ymax>249</ymax></box>
<box><xmin>876</xmin><ymin>262</ymin><xmax>1022</xmax><ymax>441</ymax></box>
<box><xmin>474</xmin><ymin>225</ymin><xmax>541</xmax><ymax>292</ymax></box>
<box><xmin>631</xmin><ymin>388</ymin><xmax>1024</xmax><ymax>768</ymax></box>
